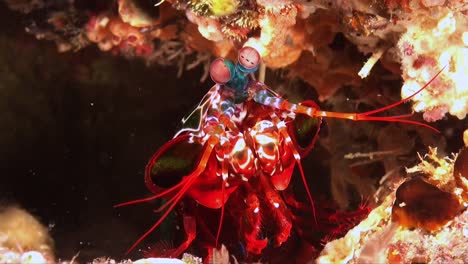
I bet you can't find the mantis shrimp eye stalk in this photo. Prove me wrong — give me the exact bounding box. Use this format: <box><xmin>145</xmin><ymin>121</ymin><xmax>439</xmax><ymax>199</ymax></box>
<box><xmin>238</xmin><ymin>46</ymin><xmax>260</xmax><ymax>73</ymax></box>
<box><xmin>210</xmin><ymin>58</ymin><xmax>232</xmax><ymax>84</ymax></box>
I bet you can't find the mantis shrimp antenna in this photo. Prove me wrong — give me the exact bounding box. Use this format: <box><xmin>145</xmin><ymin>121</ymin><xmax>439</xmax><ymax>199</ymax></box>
<box><xmin>254</xmin><ymin>67</ymin><xmax>446</xmax><ymax>133</ymax></box>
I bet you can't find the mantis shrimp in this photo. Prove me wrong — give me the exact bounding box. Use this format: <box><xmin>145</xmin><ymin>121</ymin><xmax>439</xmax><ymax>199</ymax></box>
<box><xmin>116</xmin><ymin>46</ymin><xmax>441</xmax><ymax>260</ymax></box>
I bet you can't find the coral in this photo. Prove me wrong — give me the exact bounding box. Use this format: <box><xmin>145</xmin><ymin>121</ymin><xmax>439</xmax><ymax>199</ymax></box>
<box><xmin>0</xmin><ymin>250</ymin><xmax>49</xmax><ymax>264</ymax></box>
<box><xmin>92</xmin><ymin>255</ymin><xmax>200</xmax><ymax>263</ymax></box>
<box><xmin>118</xmin><ymin>0</ymin><xmax>156</xmax><ymax>28</ymax></box>
<box><xmin>453</xmin><ymin>147</ymin><xmax>468</xmax><ymax>202</ymax></box>
<box><xmin>391</xmin><ymin>178</ymin><xmax>461</xmax><ymax>231</ymax></box>
<box><xmin>185</xmin><ymin>10</ymin><xmax>224</xmax><ymax>42</ymax></box>
<box><xmin>245</xmin><ymin>3</ymin><xmax>302</xmax><ymax>68</ymax></box>
<box><xmin>318</xmin><ymin>192</ymin><xmax>468</xmax><ymax>264</ymax></box>
<box><xmin>185</xmin><ymin>0</ymin><xmax>211</xmax><ymax>17</ymax></box>
<box><xmin>0</xmin><ymin>207</ymin><xmax>55</xmax><ymax>263</ymax></box>
<box><xmin>86</xmin><ymin>14</ymin><xmax>154</xmax><ymax>56</ymax></box>
<box><xmin>0</xmin><ymin>204</ymin><xmax>200</xmax><ymax>263</ymax></box>
<box><xmin>181</xmin><ymin>0</ymin><xmax>260</xmax><ymax>41</ymax></box>
<box><xmin>406</xmin><ymin>147</ymin><xmax>464</xmax><ymax>201</ymax></box>
<box><xmin>386</xmin><ymin>211</ymin><xmax>468</xmax><ymax>263</ymax></box>
<box><xmin>224</xmin><ymin>10</ymin><xmax>259</xmax><ymax>30</ymax></box>
<box><xmin>7</xmin><ymin>0</ymin><xmax>468</xmax><ymax>120</ymax></box>
<box><xmin>317</xmin><ymin>194</ymin><xmax>397</xmax><ymax>263</ymax></box>
<box><xmin>318</xmin><ymin>147</ymin><xmax>468</xmax><ymax>263</ymax></box>
<box><xmin>206</xmin><ymin>0</ymin><xmax>240</xmax><ymax>17</ymax></box>
<box><xmin>289</xmin><ymin>42</ymin><xmax>361</xmax><ymax>101</ymax></box>
<box><xmin>398</xmin><ymin>10</ymin><xmax>468</xmax><ymax>121</ymax></box>
<box><xmin>8</xmin><ymin>0</ymin><xmax>468</xmax><ymax>117</ymax></box>
<box><xmin>464</xmin><ymin>129</ymin><xmax>468</xmax><ymax>147</ymax></box>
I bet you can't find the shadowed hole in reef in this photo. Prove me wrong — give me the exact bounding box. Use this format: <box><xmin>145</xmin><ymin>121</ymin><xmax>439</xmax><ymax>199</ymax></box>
<box><xmin>0</xmin><ymin>4</ymin><xmax>211</xmax><ymax>260</ymax></box>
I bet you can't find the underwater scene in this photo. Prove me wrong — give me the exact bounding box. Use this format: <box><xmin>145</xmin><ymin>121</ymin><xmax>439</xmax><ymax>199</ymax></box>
<box><xmin>0</xmin><ymin>0</ymin><xmax>467</xmax><ymax>263</ymax></box>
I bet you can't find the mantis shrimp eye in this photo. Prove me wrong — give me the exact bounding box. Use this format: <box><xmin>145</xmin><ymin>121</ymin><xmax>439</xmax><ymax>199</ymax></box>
<box><xmin>238</xmin><ymin>46</ymin><xmax>260</xmax><ymax>70</ymax></box>
<box><xmin>210</xmin><ymin>58</ymin><xmax>231</xmax><ymax>84</ymax></box>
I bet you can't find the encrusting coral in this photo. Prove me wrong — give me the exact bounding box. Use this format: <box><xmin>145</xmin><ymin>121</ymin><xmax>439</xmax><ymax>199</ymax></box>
<box><xmin>0</xmin><ymin>207</ymin><xmax>55</xmax><ymax>263</ymax></box>
<box><xmin>317</xmin><ymin>147</ymin><xmax>467</xmax><ymax>263</ymax></box>
<box><xmin>391</xmin><ymin>177</ymin><xmax>461</xmax><ymax>231</ymax></box>
<box><xmin>0</xmin><ymin>205</ymin><xmax>199</xmax><ymax>264</ymax></box>
<box><xmin>6</xmin><ymin>0</ymin><xmax>468</xmax><ymax>120</ymax></box>
<box><xmin>398</xmin><ymin>10</ymin><xmax>468</xmax><ymax>121</ymax></box>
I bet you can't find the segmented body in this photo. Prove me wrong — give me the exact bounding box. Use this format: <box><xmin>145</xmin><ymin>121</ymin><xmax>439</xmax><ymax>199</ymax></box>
<box><xmin>116</xmin><ymin>47</ymin><xmax>442</xmax><ymax>261</ymax></box>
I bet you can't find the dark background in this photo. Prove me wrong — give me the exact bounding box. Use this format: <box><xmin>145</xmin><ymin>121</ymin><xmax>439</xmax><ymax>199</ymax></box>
<box><xmin>0</xmin><ymin>3</ymin><xmax>213</xmax><ymax>260</ymax></box>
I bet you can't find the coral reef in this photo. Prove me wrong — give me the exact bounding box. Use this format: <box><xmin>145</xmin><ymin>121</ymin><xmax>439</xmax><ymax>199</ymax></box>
<box><xmin>391</xmin><ymin>178</ymin><xmax>461</xmax><ymax>231</ymax></box>
<box><xmin>5</xmin><ymin>0</ymin><xmax>468</xmax><ymax>119</ymax></box>
<box><xmin>453</xmin><ymin>147</ymin><xmax>468</xmax><ymax>201</ymax></box>
<box><xmin>398</xmin><ymin>10</ymin><xmax>468</xmax><ymax>121</ymax></box>
<box><xmin>0</xmin><ymin>206</ymin><xmax>198</xmax><ymax>263</ymax></box>
<box><xmin>92</xmin><ymin>253</ymin><xmax>200</xmax><ymax>264</ymax></box>
<box><xmin>317</xmin><ymin>147</ymin><xmax>467</xmax><ymax>263</ymax></box>
<box><xmin>0</xmin><ymin>207</ymin><xmax>55</xmax><ymax>263</ymax></box>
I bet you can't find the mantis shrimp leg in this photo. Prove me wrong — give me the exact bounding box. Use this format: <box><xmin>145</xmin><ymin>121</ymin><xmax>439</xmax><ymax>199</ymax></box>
<box><xmin>258</xmin><ymin>171</ymin><xmax>292</xmax><ymax>247</ymax></box>
<box><xmin>238</xmin><ymin>186</ymin><xmax>268</xmax><ymax>255</ymax></box>
<box><xmin>271</xmin><ymin>113</ymin><xmax>319</xmax><ymax>225</ymax></box>
<box><xmin>115</xmin><ymin>135</ymin><xmax>220</xmax><ymax>255</ymax></box>
<box><xmin>143</xmin><ymin>215</ymin><xmax>197</xmax><ymax>258</ymax></box>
